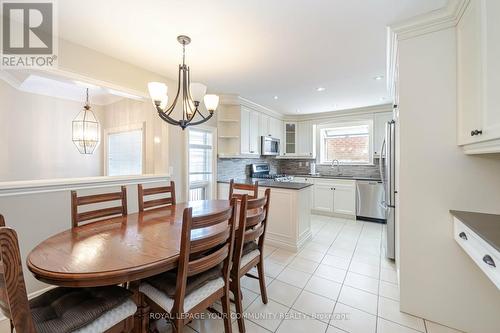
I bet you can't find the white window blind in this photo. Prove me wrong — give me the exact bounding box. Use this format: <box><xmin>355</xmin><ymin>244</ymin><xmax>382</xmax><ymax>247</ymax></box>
<box><xmin>107</xmin><ymin>130</ymin><xmax>143</xmax><ymax>176</ymax></box>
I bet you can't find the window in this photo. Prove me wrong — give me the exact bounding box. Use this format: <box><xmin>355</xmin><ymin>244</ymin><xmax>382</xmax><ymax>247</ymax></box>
<box><xmin>107</xmin><ymin>130</ymin><xmax>143</xmax><ymax>176</ymax></box>
<box><xmin>319</xmin><ymin>122</ymin><xmax>372</xmax><ymax>165</ymax></box>
<box><xmin>188</xmin><ymin>128</ymin><xmax>214</xmax><ymax>201</ymax></box>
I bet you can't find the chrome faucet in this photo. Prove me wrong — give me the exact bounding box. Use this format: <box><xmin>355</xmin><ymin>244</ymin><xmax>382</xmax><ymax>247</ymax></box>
<box><xmin>331</xmin><ymin>159</ymin><xmax>341</xmax><ymax>174</ymax></box>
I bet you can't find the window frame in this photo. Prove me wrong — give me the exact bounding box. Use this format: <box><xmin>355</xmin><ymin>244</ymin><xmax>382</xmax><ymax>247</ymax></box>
<box><xmin>316</xmin><ymin>120</ymin><xmax>374</xmax><ymax>166</ymax></box>
<box><xmin>104</xmin><ymin>122</ymin><xmax>145</xmax><ymax>176</ymax></box>
<box><xmin>186</xmin><ymin>126</ymin><xmax>217</xmax><ymax>201</ymax></box>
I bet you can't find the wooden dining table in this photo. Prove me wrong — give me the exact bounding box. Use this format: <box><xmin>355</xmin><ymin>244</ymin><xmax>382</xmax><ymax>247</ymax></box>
<box><xmin>27</xmin><ymin>200</ymin><xmax>233</xmax><ymax>333</ymax></box>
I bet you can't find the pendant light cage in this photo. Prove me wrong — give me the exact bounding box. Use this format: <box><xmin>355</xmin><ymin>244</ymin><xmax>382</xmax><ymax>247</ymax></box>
<box><xmin>72</xmin><ymin>88</ymin><xmax>100</xmax><ymax>154</ymax></box>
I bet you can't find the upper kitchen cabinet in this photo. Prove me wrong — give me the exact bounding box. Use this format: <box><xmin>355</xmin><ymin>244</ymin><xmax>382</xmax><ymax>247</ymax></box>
<box><xmin>282</xmin><ymin>121</ymin><xmax>316</xmax><ymax>158</ymax></box>
<box><xmin>217</xmin><ymin>97</ymin><xmax>283</xmax><ymax>158</ymax></box>
<box><xmin>283</xmin><ymin>122</ymin><xmax>297</xmax><ymax>155</ymax></box>
<box><xmin>240</xmin><ymin>106</ymin><xmax>260</xmax><ymax>155</ymax></box>
<box><xmin>260</xmin><ymin>113</ymin><xmax>283</xmax><ymax>139</ymax></box>
<box><xmin>374</xmin><ymin>112</ymin><xmax>393</xmax><ymax>157</ymax></box>
<box><xmin>297</xmin><ymin>121</ymin><xmax>316</xmax><ymax>157</ymax></box>
<box><xmin>457</xmin><ymin>0</ymin><xmax>500</xmax><ymax>154</ymax></box>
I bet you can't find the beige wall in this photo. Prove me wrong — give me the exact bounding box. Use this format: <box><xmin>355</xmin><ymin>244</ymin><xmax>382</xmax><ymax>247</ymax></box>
<box><xmin>0</xmin><ymin>80</ymin><xmax>104</xmax><ymax>181</ymax></box>
<box><xmin>398</xmin><ymin>27</ymin><xmax>500</xmax><ymax>333</ymax></box>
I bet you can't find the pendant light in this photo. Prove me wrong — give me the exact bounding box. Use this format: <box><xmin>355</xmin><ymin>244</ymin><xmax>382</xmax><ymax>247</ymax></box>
<box><xmin>72</xmin><ymin>88</ymin><xmax>100</xmax><ymax>154</ymax></box>
<box><xmin>148</xmin><ymin>35</ymin><xmax>219</xmax><ymax>130</ymax></box>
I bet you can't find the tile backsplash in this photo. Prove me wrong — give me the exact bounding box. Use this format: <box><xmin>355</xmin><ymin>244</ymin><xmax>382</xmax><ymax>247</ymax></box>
<box><xmin>217</xmin><ymin>157</ymin><xmax>381</xmax><ymax>180</ymax></box>
<box><xmin>217</xmin><ymin>157</ymin><xmax>279</xmax><ymax>180</ymax></box>
<box><xmin>279</xmin><ymin>158</ymin><xmax>381</xmax><ymax>179</ymax></box>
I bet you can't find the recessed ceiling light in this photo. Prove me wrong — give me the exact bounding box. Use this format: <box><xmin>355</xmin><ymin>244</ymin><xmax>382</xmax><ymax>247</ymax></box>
<box><xmin>273</xmin><ymin>95</ymin><xmax>278</xmax><ymax>100</ymax></box>
<box><xmin>374</xmin><ymin>75</ymin><xmax>384</xmax><ymax>81</ymax></box>
<box><xmin>296</xmin><ymin>109</ymin><xmax>300</xmax><ymax>113</ymax></box>
<box><xmin>380</xmin><ymin>97</ymin><xmax>386</xmax><ymax>101</ymax></box>
<box><xmin>316</xmin><ymin>87</ymin><xmax>326</xmax><ymax>92</ymax></box>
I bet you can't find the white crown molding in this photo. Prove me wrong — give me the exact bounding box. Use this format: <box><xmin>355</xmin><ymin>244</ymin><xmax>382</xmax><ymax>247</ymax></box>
<box><xmin>219</xmin><ymin>94</ymin><xmax>284</xmax><ymax>119</ymax></box>
<box><xmin>387</xmin><ymin>0</ymin><xmax>469</xmax><ymax>100</ymax></box>
<box><xmin>284</xmin><ymin>104</ymin><xmax>393</xmax><ymax>122</ymax></box>
<box><xmin>390</xmin><ymin>0</ymin><xmax>469</xmax><ymax>41</ymax></box>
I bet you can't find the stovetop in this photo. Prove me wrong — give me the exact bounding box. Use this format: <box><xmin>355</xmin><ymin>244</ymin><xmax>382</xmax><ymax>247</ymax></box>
<box><xmin>252</xmin><ymin>174</ymin><xmax>293</xmax><ymax>182</ymax></box>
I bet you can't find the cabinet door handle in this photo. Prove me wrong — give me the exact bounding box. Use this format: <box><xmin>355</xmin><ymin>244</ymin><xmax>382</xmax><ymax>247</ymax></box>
<box><xmin>458</xmin><ymin>232</ymin><xmax>467</xmax><ymax>240</ymax></box>
<box><xmin>483</xmin><ymin>255</ymin><xmax>496</xmax><ymax>267</ymax></box>
<box><xmin>470</xmin><ymin>129</ymin><xmax>483</xmax><ymax>136</ymax></box>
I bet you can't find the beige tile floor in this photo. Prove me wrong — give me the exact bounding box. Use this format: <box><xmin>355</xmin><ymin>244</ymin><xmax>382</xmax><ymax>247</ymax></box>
<box><xmin>154</xmin><ymin>215</ymin><xmax>464</xmax><ymax>333</ymax></box>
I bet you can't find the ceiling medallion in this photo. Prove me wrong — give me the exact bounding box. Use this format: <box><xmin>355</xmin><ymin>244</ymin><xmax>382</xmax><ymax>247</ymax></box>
<box><xmin>147</xmin><ymin>35</ymin><xmax>219</xmax><ymax>130</ymax></box>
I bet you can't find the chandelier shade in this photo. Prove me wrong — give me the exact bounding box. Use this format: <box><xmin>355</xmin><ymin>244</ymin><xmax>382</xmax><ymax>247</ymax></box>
<box><xmin>148</xmin><ymin>35</ymin><xmax>219</xmax><ymax>129</ymax></box>
<box><xmin>72</xmin><ymin>89</ymin><xmax>100</xmax><ymax>154</ymax></box>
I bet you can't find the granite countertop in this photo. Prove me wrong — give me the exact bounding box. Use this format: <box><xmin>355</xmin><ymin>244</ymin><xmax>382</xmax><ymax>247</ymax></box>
<box><xmin>450</xmin><ymin>210</ymin><xmax>500</xmax><ymax>252</ymax></box>
<box><xmin>217</xmin><ymin>178</ymin><xmax>313</xmax><ymax>190</ymax></box>
<box><xmin>290</xmin><ymin>174</ymin><xmax>382</xmax><ymax>182</ymax></box>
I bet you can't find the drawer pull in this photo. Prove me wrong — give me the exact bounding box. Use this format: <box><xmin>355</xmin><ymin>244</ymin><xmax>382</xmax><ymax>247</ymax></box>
<box><xmin>483</xmin><ymin>255</ymin><xmax>496</xmax><ymax>267</ymax></box>
<box><xmin>458</xmin><ymin>232</ymin><xmax>467</xmax><ymax>240</ymax></box>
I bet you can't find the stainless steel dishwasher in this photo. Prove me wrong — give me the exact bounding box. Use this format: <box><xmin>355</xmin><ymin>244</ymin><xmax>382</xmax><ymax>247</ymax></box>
<box><xmin>356</xmin><ymin>181</ymin><xmax>386</xmax><ymax>223</ymax></box>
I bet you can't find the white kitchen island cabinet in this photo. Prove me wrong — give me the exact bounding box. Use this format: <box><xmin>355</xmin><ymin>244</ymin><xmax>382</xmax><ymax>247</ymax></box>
<box><xmin>218</xmin><ymin>181</ymin><xmax>312</xmax><ymax>252</ymax></box>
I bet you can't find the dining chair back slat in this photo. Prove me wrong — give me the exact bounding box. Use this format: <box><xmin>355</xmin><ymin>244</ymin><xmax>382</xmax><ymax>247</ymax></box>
<box><xmin>228</xmin><ymin>179</ymin><xmax>258</xmax><ymax>200</ymax></box>
<box><xmin>71</xmin><ymin>186</ymin><xmax>127</xmax><ymax>228</ymax></box>
<box><xmin>230</xmin><ymin>189</ymin><xmax>271</xmax><ymax>333</ymax></box>
<box><xmin>138</xmin><ymin>181</ymin><xmax>176</xmax><ymax>212</ymax></box>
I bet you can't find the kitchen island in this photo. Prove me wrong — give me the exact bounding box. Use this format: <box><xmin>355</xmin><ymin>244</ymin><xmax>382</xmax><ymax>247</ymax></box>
<box><xmin>218</xmin><ymin>179</ymin><xmax>313</xmax><ymax>252</ymax></box>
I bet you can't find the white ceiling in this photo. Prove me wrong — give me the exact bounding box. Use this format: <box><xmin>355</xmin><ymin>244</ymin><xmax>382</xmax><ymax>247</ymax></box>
<box><xmin>58</xmin><ymin>0</ymin><xmax>447</xmax><ymax>114</ymax></box>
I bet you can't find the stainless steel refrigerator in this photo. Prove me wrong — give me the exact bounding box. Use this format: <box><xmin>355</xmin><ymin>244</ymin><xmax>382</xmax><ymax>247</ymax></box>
<box><xmin>380</xmin><ymin>119</ymin><xmax>396</xmax><ymax>260</ymax></box>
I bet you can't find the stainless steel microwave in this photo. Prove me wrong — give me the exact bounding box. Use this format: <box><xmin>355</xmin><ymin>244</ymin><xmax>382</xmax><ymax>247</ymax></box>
<box><xmin>261</xmin><ymin>136</ymin><xmax>280</xmax><ymax>155</ymax></box>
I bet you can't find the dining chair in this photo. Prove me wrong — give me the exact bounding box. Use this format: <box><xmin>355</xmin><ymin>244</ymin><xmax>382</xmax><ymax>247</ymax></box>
<box><xmin>71</xmin><ymin>186</ymin><xmax>127</xmax><ymax>228</ymax></box>
<box><xmin>0</xmin><ymin>223</ymin><xmax>137</xmax><ymax>333</ymax></box>
<box><xmin>139</xmin><ymin>200</ymin><xmax>237</xmax><ymax>333</ymax></box>
<box><xmin>230</xmin><ymin>189</ymin><xmax>271</xmax><ymax>333</ymax></box>
<box><xmin>228</xmin><ymin>179</ymin><xmax>259</xmax><ymax>200</ymax></box>
<box><xmin>138</xmin><ymin>181</ymin><xmax>176</xmax><ymax>212</ymax></box>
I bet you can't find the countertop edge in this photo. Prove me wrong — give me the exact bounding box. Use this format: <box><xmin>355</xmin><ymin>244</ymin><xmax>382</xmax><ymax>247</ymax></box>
<box><xmin>450</xmin><ymin>210</ymin><xmax>500</xmax><ymax>253</ymax></box>
<box><xmin>217</xmin><ymin>179</ymin><xmax>313</xmax><ymax>190</ymax></box>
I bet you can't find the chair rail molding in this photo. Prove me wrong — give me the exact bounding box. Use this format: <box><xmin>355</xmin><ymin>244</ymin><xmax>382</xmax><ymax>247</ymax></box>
<box><xmin>0</xmin><ymin>174</ymin><xmax>170</xmax><ymax>197</ymax></box>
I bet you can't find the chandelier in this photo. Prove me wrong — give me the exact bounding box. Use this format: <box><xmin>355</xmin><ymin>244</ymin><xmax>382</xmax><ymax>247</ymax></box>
<box><xmin>148</xmin><ymin>35</ymin><xmax>219</xmax><ymax>130</ymax></box>
<box><xmin>72</xmin><ymin>88</ymin><xmax>100</xmax><ymax>154</ymax></box>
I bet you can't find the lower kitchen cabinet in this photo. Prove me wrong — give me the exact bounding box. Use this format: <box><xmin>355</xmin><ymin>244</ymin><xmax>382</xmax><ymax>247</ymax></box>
<box><xmin>310</xmin><ymin>179</ymin><xmax>356</xmax><ymax>218</ymax></box>
<box><xmin>332</xmin><ymin>183</ymin><xmax>356</xmax><ymax>215</ymax></box>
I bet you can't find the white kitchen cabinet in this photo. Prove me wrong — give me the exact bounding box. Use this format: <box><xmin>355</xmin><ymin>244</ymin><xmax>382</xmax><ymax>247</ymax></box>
<box><xmin>282</xmin><ymin>121</ymin><xmax>315</xmax><ymax>157</ymax></box>
<box><xmin>373</xmin><ymin>112</ymin><xmax>393</xmax><ymax>157</ymax></box>
<box><xmin>457</xmin><ymin>0</ymin><xmax>500</xmax><ymax>153</ymax></box>
<box><xmin>260</xmin><ymin>114</ymin><xmax>270</xmax><ymax>137</ymax></box>
<box><xmin>283</xmin><ymin>122</ymin><xmax>297</xmax><ymax>156</ymax></box>
<box><xmin>312</xmin><ymin>182</ymin><xmax>335</xmax><ymax>213</ymax></box>
<box><xmin>269</xmin><ymin>117</ymin><xmax>282</xmax><ymax>139</ymax></box>
<box><xmin>311</xmin><ymin>179</ymin><xmax>356</xmax><ymax>217</ymax></box>
<box><xmin>240</xmin><ymin>107</ymin><xmax>260</xmax><ymax>156</ymax></box>
<box><xmin>297</xmin><ymin>121</ymin><xmax>316</xmax><ymax>157</ymax></box>
<box><xmin>249</xmin><ymin>110</ymin><xmax>260</xmax><ymax>154</ymax></box>
<box><xmin>332</xmin><ymin>183</ymin><xmax>356</xmax><ymax>216</ymax></box>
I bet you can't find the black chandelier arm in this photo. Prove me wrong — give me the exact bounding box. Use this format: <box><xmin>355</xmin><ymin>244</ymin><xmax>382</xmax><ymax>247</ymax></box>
<box><xmin>162</xmin><ymin>65</ymin><xmax>183</xmax><ymax>116</ymax></box>
<box><xmin>184</xmin><ymin>111</ymin><xmax>214</xmax><ymax>128</ymax></box>
<box><xmin>156</xmin><ymin>108</ymin><xmax>181</xmax><ymax>126</ymax></box>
